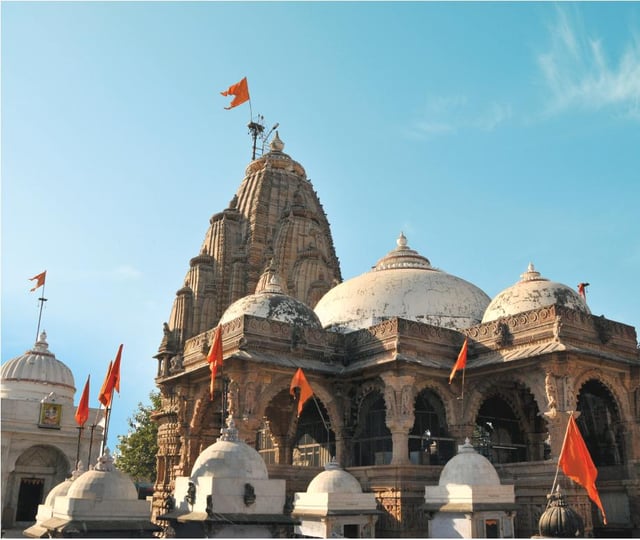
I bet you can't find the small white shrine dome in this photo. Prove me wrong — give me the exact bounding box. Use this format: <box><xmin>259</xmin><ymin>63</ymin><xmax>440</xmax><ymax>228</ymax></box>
<box><xmin>482</xmin><ymin>263</ymin><xmax>590</xmax><ymax>323</ymax></box>
<box><xmin>439</xmin><ymin>439</ymin><xmax>501</xmax><ymax>486</ymax></box>
<box><xmin>315</xmin><ymin>233</ymin><xmax>490</xmax><ymax>333</ymax></box>
<box><xmin>219</xmin><ymin>270</ymin><xmax>322</xmax><ymax>329</ymax></box>
<box><xmin>67</xmin><ymin>450</ymin><xmax>138</xmax><ymax>502</ymax></box>
<box><xmin>306</xmin><ymin>460</ymin><xmax>363</xmax><ymax>494</ymax></box>
<box><xmin>190</xmin><ymin>419</ymin><xmax>269</xmax><ymax>481</ymax></box>
<box><xmin>0</xmin><ymin>332</ymin><xmax>75</xmax><ymax>402</ymax></box>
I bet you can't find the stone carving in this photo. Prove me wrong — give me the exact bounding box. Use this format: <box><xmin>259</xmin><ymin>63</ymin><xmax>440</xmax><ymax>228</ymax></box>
<box><xmin>545</xmin><ymin>372</ymin><xmax>558</xmax><ymax>415</ymax></box>
<box><xmin>243</xmin><ymin>382</ymin><xmax>256</xmax><ymax>417</ymax></box>
<box><xmin>384</xmin><ymin>386</ymin><xmax>397</xmax><ymax>419</ymax></box>
<box><xmin>401</xmin><ymin>385</ymin><xmax>413</xmax><ymax>416</ymax></box>
<box><xmin>563</xmin><ymin>376</ymin><xmax>575</xmax><ymax>411</ymax></box>
<box><xmin>169</xmin><ymin>353</ymin><xmax>183</xmax><ymax>373</ymax></box>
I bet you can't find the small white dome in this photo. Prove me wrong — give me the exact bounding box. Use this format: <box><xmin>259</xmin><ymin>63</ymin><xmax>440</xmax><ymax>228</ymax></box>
<box><xmin>482</xmin><ymin>263</ymin><xmax>591</xmax><ymax>323</ymax></box>
<box><xmin>306</xmin><ymin>460</ymin><xmax>363</xmax><ymax>494</ymax></box>
<box><xmin>219</xmin><ymin>272</ymin><xmax>322</xmax><ymax>328</ymax></box>
<box><xmin>190</xmin><ymin>419</ymin><xmax>268</xmax><ymax>481</ymax></box>
<box><xmin>315</xmin><ymin>234</ymin><xmax>490</xmax><ymax>332</ymax></box>
<box><xmin>67</xmin><ymin>450</ymin><xmax>138</xmax><ymax>502</ymax></box>
<box><xmin>1</xmin><ymin>332</ymin><xmax>75</xmax><ymax>401</ymax></box>
<box><xmin>439</xmin><ymin>439</ymin><xmax>501</xmax><ymax>486</ymax></box>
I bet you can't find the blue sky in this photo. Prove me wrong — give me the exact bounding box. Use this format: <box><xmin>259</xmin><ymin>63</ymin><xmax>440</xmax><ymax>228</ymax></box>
<box><xmin>2</xmin><ymin>1</ymin><xmax>639</xmax><ymax>449</ymax></box>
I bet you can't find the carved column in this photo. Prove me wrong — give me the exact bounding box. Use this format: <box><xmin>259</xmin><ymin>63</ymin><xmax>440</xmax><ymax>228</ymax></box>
<box><xmin>382</xmin><ymin>375</ymin><xmax>415</xmax><ymax>465</ymax></box>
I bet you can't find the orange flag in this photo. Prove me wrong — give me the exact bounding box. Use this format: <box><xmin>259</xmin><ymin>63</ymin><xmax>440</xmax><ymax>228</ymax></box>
<box><xmin>559</xmin><ymin>413</ymin><xmax>607</xmax><ymax>524</ymax></box>
<box><xmin>98</xmin><ymin>344</ymin><xmax>123</xmax><ymax>407</ymax></box>
<box><xmin>29</xmin><ymin>271</ymin><xmax>46</xmax><ymax>292</ymax></box>
<box><xmin>221</xmin><ymin>77</ymin><xmax>250</xmax><ymax>109</ymax></box>
<box><xmin>448</xmin><ymin>338</ymin><xmax>468</xmax><ymax>384</ymax></box>
<box><xmin>98</xmin><ymin>360</ymin><xmax>113</xmax><ymax>406</ymax></box>
<box><xmin>290</xmin><ymin>368</ymin><xmax>313</xmax><ymax>417</ymax></box>
<box><xmin>207</xmin><ymin>325</ymin><xmax>223</xmax><ymax>400</ymax></box>
<box><xmin>75</xmin><ymin>375</ymin><xmax>90</xmax><ymax>426</ymax></box>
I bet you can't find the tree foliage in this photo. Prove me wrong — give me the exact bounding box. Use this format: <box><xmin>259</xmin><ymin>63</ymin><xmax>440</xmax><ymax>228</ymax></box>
<box><xmin>114</xmin><ymin>391</ymin><xmax>161</xmax><ymax>482</ymax></box>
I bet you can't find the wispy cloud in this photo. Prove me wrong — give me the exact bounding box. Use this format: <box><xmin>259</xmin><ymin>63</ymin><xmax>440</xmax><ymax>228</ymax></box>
<box><xmin>537</xmin><ymin>7</ymin><xmax>640</xmax><ymax>120</ymax></box>
<box><xmin>410</xmin><ymin>95</ymin><xmax>512</xmax><ymax>138</ymax></box>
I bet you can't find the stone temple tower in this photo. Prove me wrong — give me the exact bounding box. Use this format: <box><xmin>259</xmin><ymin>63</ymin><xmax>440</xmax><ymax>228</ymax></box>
<box><xmin>157</xmin><ymin>132</ymin><xmax>341</xmax><ymax>358</ymax></box>
<box><xmin>152</xmin><ymin>132</ymin><xmax>342</xmax><ymax>518</ymax></box>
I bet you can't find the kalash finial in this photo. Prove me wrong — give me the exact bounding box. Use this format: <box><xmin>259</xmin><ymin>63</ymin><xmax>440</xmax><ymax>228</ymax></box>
<box><xmin>218</xmin><ymin>416</ymin><xmax>239</xmax><ymax>442</ymax></box>
<box><xmin>520</xmin><ymin>262</ymin><xmax>545</xmax><ymax>282</ymax></box>
<box><xmin>397</xmin><ymin>232</ymin><xmax>408</xmax><ymax>248</ymax></box>
<box><xmin>270</xmin><ymin>131</ymin><xmax>284</xmax><ymax>153</ymax></box>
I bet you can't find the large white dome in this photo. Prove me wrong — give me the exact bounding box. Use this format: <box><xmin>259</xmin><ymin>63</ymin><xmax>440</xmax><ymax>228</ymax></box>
<box><xmin>219</xmin><ymin>273</ymin><xmax>322</xmax><ymax>329</ymax></box>
<box><xmin>482</xmin><ymin>263</ymin><xmax>590</xmax><ymax>323</ymax></box>
<box><xmin>0</xmin><ymin>332</ymin><xmax>75</xmax><ymax>402</ymax></box>
<box><xmin>314</xmin><ymin>234</ymin><xmax>490</xmax><ymax>333</ymax></box>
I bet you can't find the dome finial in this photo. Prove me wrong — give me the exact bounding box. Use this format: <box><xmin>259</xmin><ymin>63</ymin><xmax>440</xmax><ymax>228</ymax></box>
<box><xmin>270</xmin><ymin>131</ymin><xmax>284</xmax><ymax>152</ymax></box>
<box><xmin>397</xmin><ymin>232</ymin><xmax>407</xmax><ymax>248</ymax></box>
<box><xmin>218</xmin><ymin>416</ymin><xmax>239</xmax><ymax>442</ymax></box>
<box><xmin>520</xmin><ymin>262</ymin><xmax>543</xmax><ymax>282</ymax></box>
<box><xmin>95</xmin><ymin>448</ymin><xmax>115</xmax><ymax>472</ymax></box>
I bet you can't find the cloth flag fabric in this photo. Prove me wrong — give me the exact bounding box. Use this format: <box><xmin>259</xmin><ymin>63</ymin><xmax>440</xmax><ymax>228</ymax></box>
<box><xmin>448</xmin><ymin>338</ymin><xmax>468</xmax><ymax>384</ymax></box>
<box><xmin>75</xmin><ymin>375</ymin><xmax>90</xmax><ymax>426</ymax></box>
<box><xmin>98</xmin><ymin>344</ymin><xmax>123</xmax><ymax>407</ymax></box>
<box><xmin>558</xmin><ymin>413</ymin><xmax>607</xmax><ymax>524</ymax></box>
<box><xmin>207</xmin><ymin>325</ymin><xmax>223</xmax><ymax>400</ymax></box>
<box><xmin>29</xmin><ymin>271</ymin><xmax>46</xmax><ymax>292</ymax></box>
<box><xmin>577</xmin><ymin>282</ymin><xmax>589</xmax><ymax>300</ymax></box>
<box><xmin>290</xmin><ymin>367</ymin><xmax>313</xmax><ymax>417</ymax></box>
<box><xmin>221</xmin><ymin>77</ymin><xmax>250</xmax><ymax>109</ymax></box>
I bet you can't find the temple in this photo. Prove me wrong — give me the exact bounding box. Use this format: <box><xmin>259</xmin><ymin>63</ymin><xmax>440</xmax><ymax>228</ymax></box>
<box><xmin>151</xmin><ymin>132</ymin><xmax>640</xmax><ymax>537</ymax></box>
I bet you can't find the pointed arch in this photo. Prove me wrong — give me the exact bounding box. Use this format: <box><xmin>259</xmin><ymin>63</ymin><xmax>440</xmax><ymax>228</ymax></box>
<box><xmin>409</xmin><ymin>386</ymin><xmax>456</xmax><ymax>465</ymax></box>
<box><xmin>576</xmin><ymin>378</ymin><xmax>625</xmax><ymax>466</ymax></box>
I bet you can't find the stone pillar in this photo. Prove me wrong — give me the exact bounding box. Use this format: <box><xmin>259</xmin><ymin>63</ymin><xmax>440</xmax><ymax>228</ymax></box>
<box><xmin>382</xmin><ymin>375</ymin><xmax>415</xmax><ymax>465</ymax></box>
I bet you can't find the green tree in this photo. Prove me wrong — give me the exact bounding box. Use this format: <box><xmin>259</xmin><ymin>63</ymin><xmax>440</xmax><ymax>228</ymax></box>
<box><xmin>114</xmin><ymin>391</ymin><xmax>161</xmax><ymax>482</ymax></box>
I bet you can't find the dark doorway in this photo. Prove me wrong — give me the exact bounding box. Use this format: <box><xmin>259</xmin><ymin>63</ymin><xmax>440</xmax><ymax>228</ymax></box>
<box><xmin>343</xmin><ymin>524</ymin><xmax>359</xmax><ymax>538</ymax></box>
<box><xmin>16</xmin><ymin>477</ymin><xmax>44</xmax><ymax>522</ymax></box>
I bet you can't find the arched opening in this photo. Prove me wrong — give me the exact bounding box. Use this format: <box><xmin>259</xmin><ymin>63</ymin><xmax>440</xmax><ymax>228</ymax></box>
<box><xmin>352</xmin><ymin>391</ymin><xmax>391</xmax><ymax>466</ymax></box>
<box><xmin>257</xmin><ymin>388</ymin><xmax>335</xmax><ymax>466</ymax></box>
<box><xmin>7</xmin><ymin>445</ymin><xmax>70</xmax><ymax>526</ymax></box>
<box><xmin>409</xmin><ymin>389</ymin><xmax>455</xmax><ymax>465</ymax></box>
<box><xmin>292</xmin><ymin>399</ymin><xmax>335</xmax><ymax>467</ymax></box>
<box><xmin>474</xmin><ymin>395</ymin><xmax>527</xmax><ymax>463</ymax></box>
<box><xmin>576</xmin><ymin>379</ymin><xmax>624</xmax><ymax>466</ymax></box>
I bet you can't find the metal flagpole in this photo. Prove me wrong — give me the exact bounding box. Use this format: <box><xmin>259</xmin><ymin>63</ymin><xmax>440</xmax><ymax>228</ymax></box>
<box><xmin>550</xmin><ymin>411</ymin><xmax>574</xmax><ymax>495</ymax></box>
<box><xmin>88</xmin><ymin>407</ymin><xmax>103</xmax><ymax>467</ymax></box>
<box><xmin>75</xmin><ymin>427</ymin><xmax>84</xmax><ymax>468</ymax></box>
<box><xmin>35</xmin><ymin>281</ymin><xmax>47</xmax><ymax>341</ymax></box>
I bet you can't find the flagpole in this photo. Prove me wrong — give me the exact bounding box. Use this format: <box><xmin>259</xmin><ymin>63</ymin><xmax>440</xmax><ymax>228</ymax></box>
<box><xmin>311</xmin><ymin>395</ymin><xmax>332</xmax><ymax>457</ymax></box>
<box><xmin>35</xmin><ymin>281</ymin><xmax>47</xmax><ymax>341</ymax></box>
<box><xmin>101</xmin><ymin>405</ymin><xmax>112</xmax><ymax>454</ymax></box>
<box><xmin>551</xmin><ymin>411</ymin><xmax>574</xmax><ymax>495</ymax></box>
<box><xmin>75</xmin><ymin>427</ymin><xmax>84</xmax><ymax>468</ymax></box>
<box><xmin>459</xmin><ymin>365</ymin><xmax>466</xmax><ymax>419</ymax></box>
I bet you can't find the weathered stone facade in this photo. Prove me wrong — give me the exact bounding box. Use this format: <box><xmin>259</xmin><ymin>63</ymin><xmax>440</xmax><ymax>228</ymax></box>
<box><xmin>152</xmin><ymin>133</ymin><xmax>640</xmax><ymax>537</ymax></box>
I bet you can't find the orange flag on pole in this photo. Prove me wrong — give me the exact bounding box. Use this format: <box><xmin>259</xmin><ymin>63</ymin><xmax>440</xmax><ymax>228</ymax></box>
<box><xmin>29</xmin><ymin>271</ymin><xmax>46</xmax><ymax>292</ymax></box>
<box><xmin>207</xmin><ymin>325</ymin><xmax>223</xmax><ymax>400</ymax></box>
<box><xmin>559</xmin><ymin>413</ymin><xmax>607</xmax><ymax>524</ymax></box>
<box><xmin>221</xmin><ymin>77</ymin><xmax>250</xmax><ymax>109</ymax></box>
<box><xmin>75</xmin><ymin>375</ymin><xmax>90</xmax><ymax>426</ymax></box>
<box><xmin>290</xmin><ymin>368</ymin><xmax>313</xmax><ymax>417</ymax></box>
<box><xmin>98</xmin><ymin>344</ymin><xmax>123</xmax><ymax>407</ymax></box>
<box><xmin>98</xmin><ymin>360</ymin><xmax>113</xmax><ymax>407</ymax></box>
<box><xmin>449</xmin><ymin>338</ymin><xmax>468</xmax><ymax>384</ymax></box>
